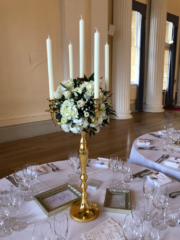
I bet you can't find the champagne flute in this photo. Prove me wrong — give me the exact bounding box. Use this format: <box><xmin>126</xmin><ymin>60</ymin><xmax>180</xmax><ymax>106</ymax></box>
<box><xmin>26</xmin><ymin>162</ymin><xmax>39</xmax><ymax>194</ymax></box>
<box><xmin>23</xmin><ymin>165</ymin><xmax>34</xmax><ymax>201</ymax></box>
<box><xmin>143</xmin><ymin>177</ymin><xmax>154</xmax><ymax>221</ymax></box>
<box><xmin>11</xmin><ymin>189</ymin><xmax>27</xmax><ymax>231</ymax></box>
<box><xmin>152</xmin><ymin>185</ymin><xmax>169</xmax><ymax>230</ymax></box>
<box><xmin>120</xmin><ymin>157</ymin><xmax>130</xmax><ymax>188</ymax></box>
<box><xmin>109</xmin><ymin>155</ymin><xmax>118</xmax><ymax>188</ymax></box>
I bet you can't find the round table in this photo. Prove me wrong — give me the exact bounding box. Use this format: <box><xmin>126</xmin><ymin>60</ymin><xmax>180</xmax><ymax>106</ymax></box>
<box><xmin>129</xmin><ymin>132</ymin><xmax>180</xmax><ymax>182</ymax></box>
<box><xmin>1</xmin><ymin>159</ymin><xmax>180</xmax><ymax>239</ymax></box>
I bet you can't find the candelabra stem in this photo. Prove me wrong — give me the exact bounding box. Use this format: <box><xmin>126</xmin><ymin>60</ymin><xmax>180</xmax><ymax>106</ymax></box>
<box><xmin>70</xmin><ymin>132</ymin><xmax>99</xmax><ymax>222</ymax></box>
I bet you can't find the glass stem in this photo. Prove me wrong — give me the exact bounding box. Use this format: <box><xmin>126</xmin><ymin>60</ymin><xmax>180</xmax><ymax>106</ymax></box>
<box><xmin>157</xmin><ymin>224</ymin><xmax>160</xmax><ymax>240</ymax></box>
<box><xmin>163</xmin><ymin>209</ymin><xmax>166</xmax><ymax>224</ymax></box>
<box><xmin>122</xmin><ymin>173</ymin><xmax>125</xmax><ymax>185</ymax></box>
<box><xmin>146</xmin><ymin>199</ymin><xmax>150</xmax><ymax>215</ymax></box>
<box><xmin>0</xmin><ymin>220</ymin><xmax>3</xmax><ymax>228</ymax></box>
<box><xmin>28</xmin><ymin>180</ymin><xmax>31</xmax><ymax>194</ymax></box>
<box><xmin>16</xmin><ymin>209</ymin><xmax>19</xmax><ymax>223</ymax></box>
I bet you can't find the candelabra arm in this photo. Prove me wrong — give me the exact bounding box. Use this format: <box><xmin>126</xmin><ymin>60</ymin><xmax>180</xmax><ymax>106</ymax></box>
<box><xmin>45</xmin><ymin>99</ymin><xmax>61</xmax><ymax>125</ymax></box>
<box><xmin>90</xmin><ymin>98</ymin><xmax>100</xmax><ymax>124</ymax></box>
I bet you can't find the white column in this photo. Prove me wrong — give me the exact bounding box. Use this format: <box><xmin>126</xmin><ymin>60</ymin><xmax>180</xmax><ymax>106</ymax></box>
<box><xmin>112</xmin><ymin>0</ymin><xmax>132</xmax><ymax>119</ymax></box>
<box><xmin>144</xmin><ymin>0</ymin><xmax>167</xmax><ymax>112</ymax></box>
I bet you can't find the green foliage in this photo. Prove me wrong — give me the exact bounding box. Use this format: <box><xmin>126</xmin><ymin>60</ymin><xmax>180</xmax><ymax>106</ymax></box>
<box><xmin>60</xmin><ymin>83</ymin><xmax>67</xmax><ymax>89</ymax></box>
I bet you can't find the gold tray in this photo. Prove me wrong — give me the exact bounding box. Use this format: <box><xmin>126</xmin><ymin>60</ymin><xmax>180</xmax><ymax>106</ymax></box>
<box><xmin>103</xmin><ymin>188</ymin><xmax>131</xmax><ymax>214</ymax></box>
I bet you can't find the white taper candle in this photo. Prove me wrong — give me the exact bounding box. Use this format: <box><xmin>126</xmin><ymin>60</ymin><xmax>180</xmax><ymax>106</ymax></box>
<box><xmin>79</xmin><ymin>16</ymin><xmax>84</xmax><ymax>78</ymax></box>
<box><xmin>94</xmin><ymin>28</ymin><xmax>100</xmax><ymax>98</ymax></box>
<box><xmin>68</xmin><ymin>41</ymin><xmax>73</xmax><ymax>79</ymax></box>
<box><xmin>105</xmin><ymin>42</ymin><xmax>109</xmax><ymax>91</ymax></box>
<box><xmin>46</xmin><ymin>35</ymin><xmax>54</xmax><ymax>99</ymax></box>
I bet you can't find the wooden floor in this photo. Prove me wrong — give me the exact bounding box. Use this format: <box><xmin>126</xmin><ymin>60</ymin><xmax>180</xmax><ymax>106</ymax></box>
<box><xmin>0</xmin><ymin>110</ymin><xmax>180</xmax><ymax>179</ymax></box>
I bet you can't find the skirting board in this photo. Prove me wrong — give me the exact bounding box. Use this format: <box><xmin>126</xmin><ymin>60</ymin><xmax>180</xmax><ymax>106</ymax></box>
<box><xmin>0</xmin><ymin>120</ymin><xmax>62</xmax><ymax>144</ymax></box>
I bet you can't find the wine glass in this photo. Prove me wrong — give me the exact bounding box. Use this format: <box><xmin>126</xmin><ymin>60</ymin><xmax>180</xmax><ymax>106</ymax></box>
<box><xmin>144</xmin><ymin>216</ymin><xmax>160</xmax><ymax>240</ymax></box>
<box><xmin>26</xmin><ymin>162</ymin><xmax>39</xmax><ymax>194</ymax></box>
<box><xmin>123</xmin><ymin>213</ymin><xmax>143</xmax><ymax>240</ymax></box>
<box><xmin>33</xmin><ymin>221</ymin><xmax>53</xmax><ymax>240</ymax></box>
<box><xmin>14</xmin><ymin>168</ymin><xmax>28</xmax><ymax>192</ymax></box>
<box><xmin>23</xmin><ymin>165</ymin><xmax>34</xmax><ymax>201</ymax></box>
<box><xmin>68</xmin><ymin>152</ymin><xmax>79</xmax><ymax>182</ymax></box>
<box><xmin>124</xmin><ymin>167</ymin><xmax>133</xmax><ymax>188</ymax></box>
<box><xmin>143</xmin><ymin>177</ymin><xmax>154</xmax><ymax>221</ymax></box>
<box><xmin>109</xmin><ymin>155</ymin><xmax>118</xmax><ymax>188</ymax></box>
<box><xmin>152</xmin><ymin>185</ymin><xmax>169</xmax><ymax>230</ymax></box>
<box><xmin>1</xmin><ymin>194</ymin><xmax>15</xmax><ymax>228</ymax></box>
<box><xmin>0</xmin><ymin>202</ymin><xmax>12</xmax><ymax>237</ymax></box>
<box><xmin>54</xmin><ymin>212</ymin><xmax>68</xmax><ymax>239</ymax></box>
<box><xmin>119</xmin><ymin>157</ymin><xmax>130</xmax><ymax>188</ymax></box>
<box><xmin>132</xmin><ymin>200</ymin><xmax>145</xmax><ymax>238</ymax></box>
<box><xmin>11</xmin><ymin>188</ymin><xmax>27</xmax><ymax>231</ymax></box>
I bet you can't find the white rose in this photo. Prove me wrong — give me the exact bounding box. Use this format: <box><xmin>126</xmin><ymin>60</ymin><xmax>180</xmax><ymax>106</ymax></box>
<box><xmin>60</xmin><ymin>100</ymin><xmax>78</xmax><ymax>120</ymax></box>
<box><xmin>99</xmin><ymin>92</ymin><xmax>104</xmax><ymax>99</ymax></box>
<box><xmin>61</xmin><ymin>123</ymin><xmax>71</xmax><ymax>132</ymax></box>
<box><xmin>73</xmin><ymin>118</ymin><xmax>83</xmax><ymax>124</ymax></box>
<box><xmin>73</xmin><ymin>87</ymin><xmax>82</xmax><ymax>94</ymax></box>
<box><xmin>70</xmin><ymin>124</ymin><xmax>83</xmax><ymax>134</ymax></box>
<box><xmin>77</xmin><ymin>99</ymin><xmax>85</xmax><ymax>108</ymax></box>
<box><xmin>61</xmin><ymin>79</ymin><xmax>74</xmax><ymax>90</ymax></box>
<box><xmin>64</xmin><ymin>91</ymin><xmax>72</xmax><ymax>99</ymax></box>
<box><xmin>61</xmin><ymin>117</ymin><xmax>67</xmax><ymax>124</ymax></box>
<box><xmin>83</xmin><ymin>118</ymin><xmax>89</xmax><ymax>128</ymax></box>
<box><xmin>100</xmin><ymin>103</ymin><xmax>105</xmax><ymax>110</ymax></box>
<box><xmin>84</xmin><ymin>112</ymin><xmax>89</xmax><ymax>117</ymax></box>
<box><xmin>54</xmin><ymin>90</ymin><xmax>62</xmax><ymax>99</ymax></box>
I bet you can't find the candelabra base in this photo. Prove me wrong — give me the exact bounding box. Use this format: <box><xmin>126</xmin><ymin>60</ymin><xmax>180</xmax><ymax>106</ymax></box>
<box><xmin>70</xmin><ymin>201</ymin><xmax>99</xmax><ymax>223</ymax></box>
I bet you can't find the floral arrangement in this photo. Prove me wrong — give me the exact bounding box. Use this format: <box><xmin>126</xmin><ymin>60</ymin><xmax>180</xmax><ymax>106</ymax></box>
<box><xmin>52</xmin><ymin>73</ymin><xmax>116</xmax><ymax>136</ymax></box>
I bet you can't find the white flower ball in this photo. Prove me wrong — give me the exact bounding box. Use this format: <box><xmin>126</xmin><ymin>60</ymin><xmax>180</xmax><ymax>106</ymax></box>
<box><xmin>64</xmin><ymin>91</ymin><xmax>72</xmax><ymax>99</ymax></box>
<box><xmin>77</xmin><ymin>99</ymin><xmax>85</xmax><ymax>108</ymax></box>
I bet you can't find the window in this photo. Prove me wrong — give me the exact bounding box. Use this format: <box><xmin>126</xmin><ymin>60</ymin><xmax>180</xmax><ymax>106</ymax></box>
<box><xmin>163</xmin><ymin>21</ymin><xmax>173</xmax><ymax>90</ymax></box>
<box><xmin>131</xmin><ymin>11</ymin><xmax>141</xmax><ymax>85</ymax></box>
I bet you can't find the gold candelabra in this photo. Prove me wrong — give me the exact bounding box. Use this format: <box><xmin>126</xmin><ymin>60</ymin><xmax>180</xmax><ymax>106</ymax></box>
<box><xmin>45</xmin><ymin>85</ymin><xmax>101</xmax><ymax>222</ymax></box>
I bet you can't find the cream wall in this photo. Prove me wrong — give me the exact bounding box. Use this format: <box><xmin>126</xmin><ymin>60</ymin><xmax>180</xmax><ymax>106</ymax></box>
<box><xmin>0</xmin><ymin>0</ymin><xmax>64</xmax><ymax>127</ymax></box>
<box><xmin>0</xmin><ymin>0</ymin><xmax>108</xmax><ymax>127</ymax></box>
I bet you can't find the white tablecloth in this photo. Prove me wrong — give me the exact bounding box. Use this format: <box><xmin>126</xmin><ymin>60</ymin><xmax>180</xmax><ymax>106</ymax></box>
<box><xmin>129</xmin><ymin>132</ymin><xmax>180</xmax><ymax>182</ymax></box>
<box><xmin>1</xmin><ymin>160</ymin><xmax>180</xmax><ymax>240</ymax></box>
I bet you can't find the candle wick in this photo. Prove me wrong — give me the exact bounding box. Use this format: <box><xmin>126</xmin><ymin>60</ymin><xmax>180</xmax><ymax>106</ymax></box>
<box><xmin>70</xmin><ymin>41</ymin><xmax>71</xmax><ymax>44</ymax></box>
<box><xmin>48</xmin><ymin>34</ymin><xmax>50</xmax><ymax>38</ymax></box>
<box><xmin>81</xmin><ymin>15</ymin><xmax>82</xmax><ymax>20</ymax></box>
<box><xmin>95</xmin><ymin>27</ymin><xmax>98</xmax><ymax>32</ymax></box>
